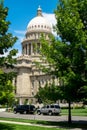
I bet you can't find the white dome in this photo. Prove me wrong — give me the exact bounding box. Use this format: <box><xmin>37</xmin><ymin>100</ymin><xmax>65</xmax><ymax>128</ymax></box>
<box><xmin>26</xmin><ymin>7</ymin><xmax>52</xmax><ymax>33</ymax></box>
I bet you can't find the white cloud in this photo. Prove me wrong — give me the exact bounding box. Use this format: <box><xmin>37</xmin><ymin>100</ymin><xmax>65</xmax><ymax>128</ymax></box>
<box><xmin>0</xmin><ymin>49</ymin><xmax>21</xmax><ymax>58</ymax></box>
<box><xmin>14</xmin><ymin>30</ymin><xmax>26</xmax><ymax>43</ymax></box>
<box><xmin>43</xmin><ymin>12</ymin><xmax>57</xmax><ymax>26</ymax></box>
<box><xmin>13</xmin><ymin>30</ymin><xmax>25</xmax><ymax>52</ymax></box>
<box><xmin>17</xmin><ymin>35</ymin><xmax>24</xmax><ymax>43</ymax></box>
<box><xmin>14</xmin><ymin>30</ymin><xmax>25</xmax><ymax>35</ymax></box>
<box><xmin>43</xmin><ymin>12</ymin><xmax>57</xmax><ymax>37</ymax></box>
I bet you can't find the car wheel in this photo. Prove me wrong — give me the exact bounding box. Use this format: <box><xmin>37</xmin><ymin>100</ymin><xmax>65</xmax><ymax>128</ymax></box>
<box><xmin>24</xmin><ymin>111</ymin><xmax>27</xmax><ymax>114</ymax></box>
<box><xmin>48</xmin><ymin>111</ymin><xmax>52</xmax><ymax>116</ymax></box>
<box><xmin>37</xmin><ymin>111</ymin><xmax>41</xmax><ymax>115</ymax></box>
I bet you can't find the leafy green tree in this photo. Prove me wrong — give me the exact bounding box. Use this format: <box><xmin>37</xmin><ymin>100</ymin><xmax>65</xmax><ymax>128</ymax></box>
<box><xmin>54</xmin><ymin>0</ymin><xmax>87</xmax><ymax>123</ymax></box>
<box><xmin>38</xmin><ymin>0</ymin><xmax>87</xmax><ymax>123</ymax></box>
<box><xmin>0</xmin><ymin>1</ymin><xmax>18</xmax><ymax>106</ymax></box>
<box><xmin>36</xmin><ymin>83</ymin><xmax>61</xmax><ymax>104</ymax></box>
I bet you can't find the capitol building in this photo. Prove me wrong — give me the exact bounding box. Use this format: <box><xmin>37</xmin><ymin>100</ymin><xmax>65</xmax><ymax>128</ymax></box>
<box><xmin>13</xmin><ymin>7</ymin><xmax>59</xmax><ymax>105</ymax></box>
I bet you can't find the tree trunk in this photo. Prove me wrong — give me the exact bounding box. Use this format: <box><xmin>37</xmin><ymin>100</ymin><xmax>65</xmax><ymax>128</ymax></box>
<box><xmin>68</xmin><ymin>100</ymin><xmax>72</xmax><ymax>124</ymax></box>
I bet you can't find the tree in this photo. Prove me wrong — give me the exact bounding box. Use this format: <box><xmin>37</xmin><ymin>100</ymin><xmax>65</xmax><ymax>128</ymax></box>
<box><xmin>38</xmin><ymin>0</ymin><xmax>87</xmax><ymax>124</ymax></box>
<box><xmin>0</xmin><ymin>2</ymin><xmax>18</xmax><ymax>106</ymax></box>
<box><xmin>35</xmin><ymin>83</ymin><xmax>62</xmax><ymax>104</ymax></box>
<box><xmin>54</xmin><ymin>0</ymin><xmax>87</xmax><ymax>123</ymax></box>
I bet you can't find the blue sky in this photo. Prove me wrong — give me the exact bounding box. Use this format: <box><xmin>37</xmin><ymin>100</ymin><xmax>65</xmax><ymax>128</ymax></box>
<box><xmin>4</xmin><ymin>0</ymin><xmax>59</xmax><ymax>56</ymax></box>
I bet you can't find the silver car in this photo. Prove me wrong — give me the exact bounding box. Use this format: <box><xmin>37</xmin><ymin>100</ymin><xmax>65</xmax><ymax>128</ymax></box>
<box><xmin>37</xmin><ymin>104</ymin><xmax>61</xmax><ymax>115</ymax></box>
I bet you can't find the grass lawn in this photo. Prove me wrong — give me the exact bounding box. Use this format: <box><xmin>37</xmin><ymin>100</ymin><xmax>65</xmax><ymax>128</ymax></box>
<box><xmin>61</xmin><ymin>107</ymin><xmax>87</xmax><ymax>116</ymax></box>
<box><xmin>0</xmin><ymin>122</ymin><xmax>65</xmax><ymax>130</ymax></box>
<box><xmin>0</xmin><ymin>108</ymin><xmax>87</xmax><ymax>129</ymax></box>
<box><xmin>0</xmin><ymin>117</ymin><xmax>87</xmax><ymax>129</ymax></box>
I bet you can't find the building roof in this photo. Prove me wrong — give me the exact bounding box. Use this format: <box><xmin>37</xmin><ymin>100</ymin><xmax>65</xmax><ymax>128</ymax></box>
<box><xmin>26</xmin><ymin>6</ymin><xmax>52</xmax><ymax>33</ymax></box>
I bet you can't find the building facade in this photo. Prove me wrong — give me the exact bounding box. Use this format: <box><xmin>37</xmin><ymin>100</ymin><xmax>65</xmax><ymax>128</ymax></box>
<box><xmin>14</xmin><ymin>7</ymin><xmax>59</xmax><ymax>105</ymax></box>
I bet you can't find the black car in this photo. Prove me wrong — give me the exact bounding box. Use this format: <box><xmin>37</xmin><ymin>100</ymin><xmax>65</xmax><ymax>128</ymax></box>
<box><xmin>13</xmin><ymin>105</ymin><xmax>36</xmax><ymax>114</ymax></box>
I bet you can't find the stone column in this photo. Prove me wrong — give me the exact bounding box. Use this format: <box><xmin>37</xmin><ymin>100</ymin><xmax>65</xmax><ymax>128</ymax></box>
<box><xmin>27</xmin><ymin>44</ymin><xmax>29</xmax><ymax>55</ymax></box>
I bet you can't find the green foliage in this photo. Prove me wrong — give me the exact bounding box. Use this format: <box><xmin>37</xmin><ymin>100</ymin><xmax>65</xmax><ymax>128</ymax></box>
<box><xmin>37</xmin><ymin>0</ymin><xmax>87</xmax><ymax>123</ymax></box>
<box><xmin>55</xmin><ymin>0</ymin><xmax>87</xmax><ymax>102</ymax></box>
<box><xmin>0</xmin><ymin>4</ymin><xmax>18</xmax><ymax>67</ymax></box>
<box><xmin>36</xmin><ymin>83</ymin><xmax>62</xmax><ymax>104</ymax></box>
<box><xmin>0</xmin><ymin>77</ymin><xmax>15</xmax><ymax>106</ymax></box>
<box><xmin>0</xmin><ymin>3</ymin><xmax>18</xmax><ymax>106</ymax></box>
<box><xmin>38</xmin><ymin>0</ymin><xmax>87</xmax><ymax>103</ymax></box>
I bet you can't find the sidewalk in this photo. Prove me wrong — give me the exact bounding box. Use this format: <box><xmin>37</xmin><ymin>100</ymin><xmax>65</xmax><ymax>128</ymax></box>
<box><xmin>0</xmin><ymin>120</ymin><xmax>83</xmax><ymax>130</ymax></box>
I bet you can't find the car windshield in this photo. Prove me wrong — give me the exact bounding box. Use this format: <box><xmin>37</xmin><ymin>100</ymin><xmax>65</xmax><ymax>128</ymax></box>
<box><xmin>17</xmin><ymin>105</ymin><xmax>22</xmax><ymax>108</ymax></box>
<box><xmin>55</xmin><ymin>105</ymin><xmax>60</xmax><ymax>108</ymax></box>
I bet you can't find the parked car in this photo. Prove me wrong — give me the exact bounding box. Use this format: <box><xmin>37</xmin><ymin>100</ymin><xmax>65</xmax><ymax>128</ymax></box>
<box><xmin>13</xmin><ymin>105</ymin><xmax>36</xmax><ymax>114</ymax></box>
<box><xmin>37</xmin><ymin>104</ymin><xmax>61</xmax><ymax>115</ymax></box>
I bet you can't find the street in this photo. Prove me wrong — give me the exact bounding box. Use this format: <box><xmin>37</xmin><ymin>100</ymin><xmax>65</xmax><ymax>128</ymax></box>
<box><xmin>0</xmin><ymin>111</ymin><xmax>87</xmax><ymax>124</ymax></box>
